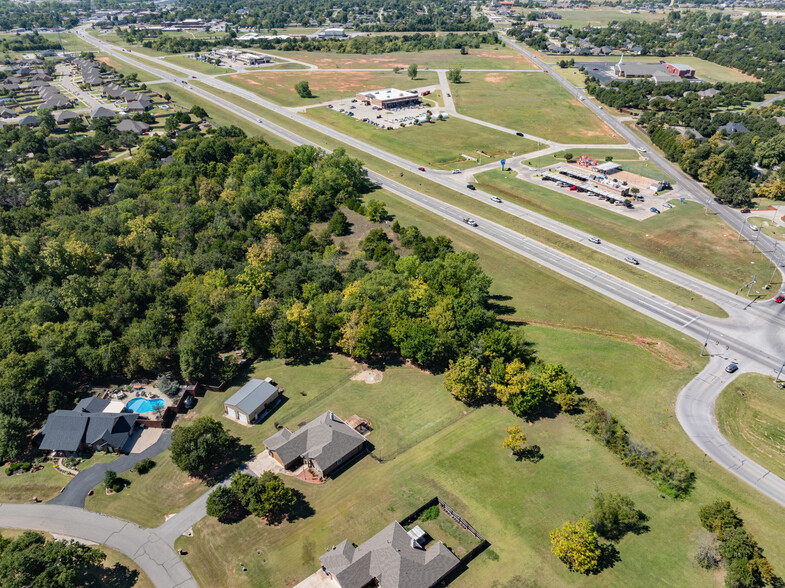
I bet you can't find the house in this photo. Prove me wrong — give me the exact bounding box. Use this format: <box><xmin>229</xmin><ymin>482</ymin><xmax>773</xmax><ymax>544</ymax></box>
<box><xmin>775</xmin><ymin>116</ymin><xmax>785</xmax><ymax>127</ymax></box>
<box><xmin>672</xmin><ymin>126</ymin><xmax>705</xmax><ymax>141</ymax></box>
<box><xmin>115</xmin><ymin>119</ymin><xmax>150</xmax><ymax>134</ymax></box>
<box><xmin>125</xmin><ymin>100</ymin><xmax>147</xmax><ymax>113</ymax></box>
<box><xmin>103</xmin><ymin>84</ymin><xmax>126</xmax><ymax>99</ymax></box>
<box><xmin>319</xmin><ymin>521</ymin><xmax>460</xmax><ymax>588</ymax></box>
<box><xmin>38</xmin><ymin>397</ymin><xmax>138</xmax><ymax>455</ymax></box>
<box><xmin>598</xmin><ymin>45</ymin><xmax>614</xmax><ymax>55</ymax></box>
<box><xmin>28</xmin><ymin>80</ymin><xmax>49</xmax><ymax>89</ymax></box>
<box><xmin>264</xmin><ymin>411</ymin><xmax>366</xmax><ymax>478</ymax></box>
<box><xmin>2</xmin><ymin>82</ymin><xmax>20</xmax><ymax>91</ymax></box>
<box><xmin>55</xmin><ymin>110</ymin><xmax>79</xmax><ymax>124</ymax></box>
<box><xmin>718</xmin><ymin>122</ymin><xmax>749</xmax><ymax>134</ymax></box>
<box><xmin>224</xmin><ymin>378</ymin><xmax>282</xmax><ymax>424</ymax></box>
<box><xmin>697</xmin><ymin>88</ymin><xmax>720</xmax><ymax>98</ymax></box>
<box><xmin>0</xmin><ymin>107</ymin><xmax>16</xmax><ymax>118</ymax></box>
<box><xmin>91</xmin><ymin>106</ymin><xmax>116</xmax><ymax>119</ymax></box>
<box><xmin>630</xmin><ymin>45</ymin><xmax>644</xmax><ymax>55</ymax></box>
<box><xmin>39</xmin><ymin>94</ymin><xmax>71</xmax><ymax>110</ymax></box>
<box><xmin>18</xmin><ymin>115</ymin><xmax>38</xmax><ymax>126</ymax></box>
<box><xmin>31</xmin><ymin>73</ymin><xmax>52</xmax><ymax>82</ymax></box>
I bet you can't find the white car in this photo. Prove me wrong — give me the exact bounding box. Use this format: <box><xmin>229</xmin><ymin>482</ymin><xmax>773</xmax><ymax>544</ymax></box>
<box><xmin>579</xmin><ymin>96</ymin><xmax>585</xmax><ymax>101</ymax></box>
<box><xmin>749</xmin><ymin>224</ymin><xmax>759</xmax><ymax>231</ymax></box>
<box><xmin>663</xmin><ymin>203</ymin><xmax>673</xmax><ymax>209</ymax></box>
<box><xmin>588</xmin><ymin>236</ymin><xmax>601</xmax><ymax>244</ymax></box>
<box><xmin>490</xmin><ymin>196</ymin><xmax>502</xmax><ymax>203</ymax></box>
<box><xmin>637</xmin><ymin>147</ymin><xmax>647</xmax><ymax>153</ymax></box>
<box><xmin>451</xmin><ymin>169</ymin><xmax>461</xmax><ymax>174</ymax></box>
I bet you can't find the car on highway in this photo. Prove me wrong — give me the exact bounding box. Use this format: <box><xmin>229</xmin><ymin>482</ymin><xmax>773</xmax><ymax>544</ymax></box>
<box><xmin>740</xmin><ymin>208</ymin><xmax>751</xmax><ymax>213</ymax></box>
<box><xmin>418</xmin><ymin>167</ymin><xmax>426</xmax><ymax>171</ymax></box>
<box><xmin>490</xmin><ymin>196</ymin><xmax>502</xmax><ymax>203</ymax></box>
<box><xmin>650</xmin><ymin>207</ymin><xmax>661</xmax><ymax>214</ymax></box>
<box><xmin>637</xmin><ymin>147</ymin><xmax>647</xmax><ymax>153</ymax></box>
<box><xmin>516</xmin><ymin>131</ymin><xmax>524</xmax><ymax>137</ymax></box>
<box><xmin>579</xmin><ymin>96</ymin><xmax>585</xmax><ymax>101</ymax></box>
<box><xmin>462</xmin><ymin>218</ymin><xmax>478</xmax><ymax>227</ymax></box>
<box><xmin>624</xmin><ymin>256</ymin><xmax>639</xmax><ymax>265</ymax></box>
<box><xmin>725</xmin><ymin>363</ymin><xmax>739</xmax><ymax>373</ymax></box>
<box><xmin>588</xmin><ymin>237</ymin><xmax>601</xmax><ymax>244</ymax></box>
<box><xmin>191</xmin><ymin>76</ymin><xmax>196</xmax><ymax>79</ymax></box>
<box><xmin>749</xmin><ymin>224</ymin><xmax>759</xmax><ymax>231</ymax></box>
<box><xmin>776</xmin><ymin>295</ymin><xmax>785</xmax><ymax>304</ymax></box>
<box><xmin>598</xmin><ymin>105</ymin><xmax>603</xmax><ymax>109</ymax></box>
<box><xmin>257</xmin><ymin>119</ymin><xmax>263</xmax><ymax>123</ymax></box>
<box><xmin>451</xmin><ymin>169</ymin><xmax>461</xmax><ymax>174</ymax></box>
<box><xmin>467</xmin><ymin>184</ymin><xmax>476</xmax><ymax>190</ymax></box>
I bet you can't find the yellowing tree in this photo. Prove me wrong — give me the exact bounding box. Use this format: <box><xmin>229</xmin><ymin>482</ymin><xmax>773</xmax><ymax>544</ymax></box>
<box><xmin>550</xmin><ymin>519</ymin><xmax>602</xmax><ymax>574</ymax></box>
<box><xmin>502</xmin><ymin>425</ymin><xmax>527</xmax><ymax>456</ymax></box>
<box><xmin>756</xmin><ymin>178</ymin><xmax>785</xmax><ymax>200</ymax></box>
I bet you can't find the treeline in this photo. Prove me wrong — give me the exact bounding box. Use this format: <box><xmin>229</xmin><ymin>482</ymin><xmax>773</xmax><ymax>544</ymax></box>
<box><xmin>0</xmin><ymin>32</ymin><xmax>61</xmax><ymax>53</ymax></box>
<box><xmin>267</xmin><ymin>31</ymin><xmax>499</xmax><ymax>54</ymax></box>
<box><xmin>0</xmin><ymin>2</ymin><xmax>80</xmax><ymax>31</ymax></box>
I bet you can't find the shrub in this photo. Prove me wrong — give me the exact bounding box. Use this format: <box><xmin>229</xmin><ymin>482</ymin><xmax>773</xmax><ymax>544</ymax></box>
<box><xmin>134</xmin><ymin>458</ymin><xmax>156</xmax><ymax>475</ymax></box>
<box><xmin>104</xmin><ymin>469</ymin><xmax>117</xmax><ymax>488</ymax></box>
<box><xmin>5</xmin><ymin>464</ymin><xmax>20</xmax><ymax>476</ymax></box>
<box><xmin>420</xmin><ymin>504</ymin><xmax>440</xmax><ymax>522</ymax></box>
<box><xmin>19</xmin><ymin>462</ymin><xmax>31</xmax><ymax>472</ymax></box>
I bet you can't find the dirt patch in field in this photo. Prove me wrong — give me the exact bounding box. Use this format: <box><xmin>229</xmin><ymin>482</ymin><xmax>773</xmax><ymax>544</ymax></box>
<box><xmin>483</xmin><ymin>73</ymin><xmax>509</xmax><ymax>84</ymax></box>
<box><xmin>350</xmin><ymin>369</ymin><xmax>384</xmax><ymax>384</ymax></box>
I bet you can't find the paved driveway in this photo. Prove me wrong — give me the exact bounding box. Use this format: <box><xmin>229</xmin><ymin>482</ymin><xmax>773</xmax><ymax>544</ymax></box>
<box><xmin>246</xmin><ymin>451</ymin><xmax>285</xmax><ymax>476</ymax></box>
<box><xmin>294</xmin><ymin>569</ymin><xmax>338</xmax><ymax>588</ymax></box>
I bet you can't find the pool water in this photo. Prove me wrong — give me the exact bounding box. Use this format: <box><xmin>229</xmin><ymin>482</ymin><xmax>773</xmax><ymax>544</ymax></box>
<box><xmin>125</xmin><ymin>397</ymin><xmax>166</xmax><ymax>413</ymax></box>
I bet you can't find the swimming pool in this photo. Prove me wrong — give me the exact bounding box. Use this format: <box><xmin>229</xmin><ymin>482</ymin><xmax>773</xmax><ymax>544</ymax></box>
<box><xmin>125</xmin><ymin>397</ymin><xmax>166</xmax><ymax>414</ymax></box>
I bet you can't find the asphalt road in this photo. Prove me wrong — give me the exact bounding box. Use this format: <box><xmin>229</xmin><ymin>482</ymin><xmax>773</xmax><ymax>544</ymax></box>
<box><xmin>0</xmin><ymin>503</ymin><xmax>197</xmax><ymax>588</ymax></box>
<box><xmin>74</xmin><ymin>28</ymin><xmax>785</xmax><ymax>508</ymax></box>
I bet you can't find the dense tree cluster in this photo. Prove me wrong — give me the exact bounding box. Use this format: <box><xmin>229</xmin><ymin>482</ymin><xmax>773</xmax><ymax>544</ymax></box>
<box><xmin>207</xmin><ymin>471</ymin><xmax>298</xmax><ymax>523</ymax></box>
<box><xmin>0</xmin><ymin>3</ymin><xmax>80</xmax><ymax>31</ymax></box>
<box><xmin>170</xmin><ymin>417</ymin><xmax>239</xmax><ymax>477</ymax></box>
<box><xmin>698</xmin><ymin>500</ymin><xmax>775</xmax><ymax>587</ymax></box>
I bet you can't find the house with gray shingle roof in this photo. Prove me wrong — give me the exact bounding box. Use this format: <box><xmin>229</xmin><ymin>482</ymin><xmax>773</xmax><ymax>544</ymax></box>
<box><xmin>319</xmin><ymin>521</ymin><xmax>460</xmax><ymax>588</ymax></box>
<box><xmin>697</xmin><ymin>88</ymin><xmax>720</xmax><ymax>98</ymax></box>
<box><xmin>39</xmin><ymin>94</ymin><xmax>71</xmax><ymax>110</ymax></box>
<box><xmin>0</xmin><ymin>107</ymin><xmax>16</xmax><ymax>118</ymax></box>
<box><xmin>18</xmin><ymin>114</ymin><xmax>38</xmax><ymax>126</ymax></box>
<box><xmin>55</xmin><ymin>110</ymin><xmax>79</xmax><ymax>124</ymax></box>
<box><xmin>718</xmin><ymin>122</ymin><xmax>749</xmax><ymax>134</ymax></box>
<box><xmin>223</xmin><ymin>378</ymin><xmax>282</xmax><ymax>424</ymax></box>
<box><xmin>91</xmin><ymin>106</ymin><xmax>116</xmax><ymax>119</ymax></box>
<box><xmin>264</xmin><ymin>411</ymin><xmax>366</xmax><ymax>478</ymax></box>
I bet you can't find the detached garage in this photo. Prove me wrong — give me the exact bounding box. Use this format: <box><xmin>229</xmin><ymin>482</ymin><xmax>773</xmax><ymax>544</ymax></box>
<box><xmin>223</xmin><ymin>378</ymin><xmax>283</xmax><ymax>425</ymax></box>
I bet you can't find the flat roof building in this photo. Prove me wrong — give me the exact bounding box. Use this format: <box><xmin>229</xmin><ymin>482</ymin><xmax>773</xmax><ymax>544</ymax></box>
<box><xmin>356</xmin><ymin>88</ymin><xmax>420</xmax><ymax>109</ymax></box>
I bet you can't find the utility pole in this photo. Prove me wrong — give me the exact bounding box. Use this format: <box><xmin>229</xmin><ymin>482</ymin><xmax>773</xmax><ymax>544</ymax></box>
<box><xmin>737</xmin><ymin>221</ymin><xmax>745</xmax><ymax>241</ymax></box>
<box><xmin>769</xmin><ymin>250</ymin><xmax>781</xmax><ymax>285</ymax></box>
<box><xmin>776</xmin><ymin>360</ymin><xmax>785</xmax><ymax>383</ymax></box>
<box><xmin>748</xmin><ymin>273</ymin><xmax>758</xmax><ymax>297</ymax></box>
<box><xmin>751</xmin><ymin>228</ymin><xmax>761</xmax><ymax>253</ymax></box>
<box><xmin>700</xmin><ymin>331</ymin><xmax>711</xmax><ymax>356</ymax></box>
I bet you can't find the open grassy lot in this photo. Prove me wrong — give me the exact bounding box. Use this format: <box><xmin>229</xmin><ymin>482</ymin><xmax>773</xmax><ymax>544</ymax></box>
<box><xmin>0</xmin><ymin>528</ymin><xmax>154</xmax><ymax>588</ymax></box>
<box><xmin>716</xmin><ymin>373</ymin><xmax>785</xmax><ymax>480</ymax></box>
<box><xmin>155</xmin><ymin>83</ymin><xmax>294</xmax><ymax>151</ymax></box>
<box><xmin>542</xmin><ymin>7</ymin><xmax>666</xmax><ymax>27</ymax></box>
<box><xmin>451</xmin><ymin>72</ymin><xmax>623</xmax><ymax>144</ymax></box>
<box><xmin>225</xmin><ymin>70</ymin><xmax>438</xmax><ymax>107</ymax></box>
<box><xmin>262</xmin><ymin>44</ymin><xmax>537</xmax><ymax>70</ymax></box>
<box><xmin>305</xmin><ymin>107</ymin><xmax>537</xmax><ymax>169</ymax></box>
<box><xmin>85</xmin><ymin>453</ymin><xmax>209</xmax><ymax>529</ymax></box>
<box><xmin>474</xmin><ymin>169</ymin><xmax>779</xmax><ymax>296</ymax></box>
<box><xmin>94</xmin><ymin>55</ymin><xmax>161</xmax><ymax>83</ymax></box>
<box><xmin>526</xmin><ymin>148</ymin><xmax>643</xmax><ymax>168</ymax></box>
<box><xmin>96</xmin><ymin>32</ymin><xmax>173</xmax><ymax>58</ymax></box>
<box><xmin>747</xmin><ymin>215</ymin><xmax>785</xmax><ymax>241</ymax></box>
<box><xmin>163</xmin><ymin>54</ymin><xmax>235</xmax><ymax>75</ymax></box>
<box><xmin>0</xmin><ymin>462</ymin><xmax>69</xmax><ymax>503</ymax></box>
<box><xmin>541</xmin><ymin>55</ymin><xmax>760</xmax><ymax>85</ymax></box>
<box><xmin>39</xmin><ymin>32</ymin><xmax>96</xmax><ymax>54</ymax></box>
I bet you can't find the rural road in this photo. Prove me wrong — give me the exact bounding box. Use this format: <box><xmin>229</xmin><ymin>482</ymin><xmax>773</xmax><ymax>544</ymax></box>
<box><xmin>0</xmin><ymin>503</ymin><xmax>197</xmax><ymax>588</ymax></box>
<box><xmin>74</xmin><ymin>28</ymin><xmax>785</xmax><ymax>508</ymax></box>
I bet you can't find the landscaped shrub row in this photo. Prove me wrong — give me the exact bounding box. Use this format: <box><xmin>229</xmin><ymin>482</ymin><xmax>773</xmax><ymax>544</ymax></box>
<box><xmin>5</xmin><ymin>462</ymin><xmax>32</xmax><ymax>475</ymax></box>
<box><xmin>576</xmin><ymin>398</ymin><xmax>695</xmax><ymax>498</ymax></box>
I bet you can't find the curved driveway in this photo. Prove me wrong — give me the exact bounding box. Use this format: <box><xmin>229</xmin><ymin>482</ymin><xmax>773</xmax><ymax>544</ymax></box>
<box><xmin>0</xmin><ymin>503</ymin><xmax>197</xmax><ymax>588</ymax></box>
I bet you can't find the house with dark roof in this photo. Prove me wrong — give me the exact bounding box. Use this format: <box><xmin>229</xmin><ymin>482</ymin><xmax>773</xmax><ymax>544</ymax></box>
<box><xmin>55</xmin><ymin>110</ymin><xmax>79</xmax><ymax>124</ymax></box>
<box><xmin>115</xmin><ymin>118</ymin><xmax>151</xmax><ymax>134</ymax></box>
<box><xmin>264</xmin><ymin>411</ymin><xmax>366</xmax><ymax>478</ymax></box>
<box><xmin>18</xmin><ymin>115</ymin><xmax>38</xmax><ymax>126</ymax></box>
<box><xmin>125</xmin><ymin>100</ymin><xmax>147</xmax><ymax>113</ymax></box>
<box><xmin>697</xmin><ymin>88</ymin><xmax>720</xmax><ymax>98</ymax></box>
<box><xmin>0</xmin><ymin>107</ymin><xmax>16</xmax><ymax>118</ymax></box>
<box><xmin>319</xmin><ymin>521</ymin><xmax>460</xmax><ymax>588</ymax></box>
<box><xmin>91</xmin><ymin>106</ymin><xmax>116</xmax><ymax>119</ymax></box>
<box><xmin>38</xmin><ymin>397</ymin><xmax>138</xmax><ymax>455</ymax></box>
<box><xmin>224</xmin><ymin>378</ymin><xmax>282</xmax><ymax>424</ymax></box>
<box><xmin>718</xmin><ymin>122</ymin><xmax>749</xmax><ymax>134</ymax></box>
<box><xmin>39</xmin><ymin>94</ymin><xmax>71</xmax><ymax>110</ymax></box>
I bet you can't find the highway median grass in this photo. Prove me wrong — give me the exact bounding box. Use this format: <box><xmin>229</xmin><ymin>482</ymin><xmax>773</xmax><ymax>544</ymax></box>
<box><xmin>716</xmin><ymin>373</ymin><xmax>785</xmax><ymax>481</ymax></box>
<box><xmin>451</xmin><ymin>72</ymin><xmax>625</xmax><ymax>144</ymax></box>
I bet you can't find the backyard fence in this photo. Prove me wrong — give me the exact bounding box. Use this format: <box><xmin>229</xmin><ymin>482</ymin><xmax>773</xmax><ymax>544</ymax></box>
<box><xmin>401</xmin><ymin>496</ymin><xmax>488</xmax><ymax>546</ymax></box>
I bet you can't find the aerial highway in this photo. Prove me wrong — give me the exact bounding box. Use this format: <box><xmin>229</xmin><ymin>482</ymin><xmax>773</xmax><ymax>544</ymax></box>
<box><xmin>74</xmin><ymin>27</ymin><xmax>785</xmax><ymax>507</ymax></box>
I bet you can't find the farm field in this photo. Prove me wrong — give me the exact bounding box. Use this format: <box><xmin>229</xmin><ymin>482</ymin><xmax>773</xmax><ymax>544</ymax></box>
<box><xmin>473</xmin><ymin>169</ymin><xmax>778</xmax><ymax>296</ymax></box>
<box><xmin>94</xmin><ymin>55</ymin><xmax>161</xmax><ymax>83</ymax></box>
<box><xmin>163</xmin><ymin>54</ymin><xmax>235</xmax><ymax>74</ymax></box>
<box><xmin>451</xmin><ymin>72</ymin><xmax>624</xmax><ymax>144</ymax></box>
<box><xmin>225</xmin><ymin>70</ymin><xmax>438</xmax><ymax>107</ymax></box>
<box><xmin>545</xmin><ymin>55</ymin><xmax>760</xmax><ymax>85</ymax></box>
<box><xmin>261</xmin><ymin>44</ymin><xmax>537</xmax><ymax>70</ymax></box>
<box><xmin>305</xmin><ymin>106</ymin><xmax>537</xmax><ymax>169</ymax></box>
<box><xmin>716</xmin><ymin>373</ymin><xmax>785</xmax><ymax>481</ymax></box>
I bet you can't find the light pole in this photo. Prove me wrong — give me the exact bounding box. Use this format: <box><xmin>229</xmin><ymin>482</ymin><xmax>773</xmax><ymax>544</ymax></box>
<box><xmin>748</xmin><ymin>273</ymin><xmax>758</xmax><ymax>297</ymax></box>
<box><xmin>751</xmin><ymin>228</ymin><xmax>761</xmax><ymax>252</ymax></box>
<box><xmin>700</xmin><ymin>331</ymin><xmax>711</xmax><ymax>357</ymax></box>
<box><xmin>776</xmin><ymin>360</ymin><xmax>785</xmax><ymax>383</ymax></box>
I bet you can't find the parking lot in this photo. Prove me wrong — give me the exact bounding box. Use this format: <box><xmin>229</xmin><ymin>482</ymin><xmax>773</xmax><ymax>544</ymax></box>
<box><xmin>321</xmin><ymin>84</ymin><xmax>443</xmax><ymax>130</ymax></box>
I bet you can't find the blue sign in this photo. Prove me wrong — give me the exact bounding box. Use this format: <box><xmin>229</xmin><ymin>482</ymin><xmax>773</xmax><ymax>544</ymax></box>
<box><xmin>500</xmin><ymin>158</ymin><xmax>507</xmax><ymax>170</ymax></box>
<box><xmin>680</xmin><ymin>197</ymin><xmax>685</xmax><ymax>203</ymax></box>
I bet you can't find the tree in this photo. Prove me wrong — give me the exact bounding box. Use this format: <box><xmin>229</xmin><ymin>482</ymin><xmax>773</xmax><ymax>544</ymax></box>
<box><xmin>392</xmin><ymin>66</ymin><xmax>400</xmax><ymax>74</ymax></box>
<box><xmin>156</xmin><ymin>374</ymin><xmax>179</xmax><ymax>397</ymax></box>
<box><xmin>126</xmin><ymin>72</ymin><xmax>139</xmax><ymax>85</ymax></box>
<box><xmin>327</xmin><ymin>210</ymin><xmax>349</xmax><ymax>236</ymax></box>
<box><xmin>588</xmin><ymin>490</ymin><xmax>647</xmax><ymax>541</ymax></box>
<box><xmin>447</xmin><ymin>67</ymin><xmax>462</xmax><ymax>84</ymax></box>
<box><xmin>163</xmin><ymin>92</ymin><xmax>171</xmax><ymax>101</ymax></box>
<box><xmin>67</xmin><ymin>116</ymin><xmax>87</xmax><ymax>134</ymax></box>
<box><xmin>563</xmin><ymin>152</ymin><xmax>574</xmax><ymax>162</ymax></box>
<box><xmin>714</xmin><ymin>176</ymin><xmax>752</xmax><ymax>208</ymax></box>
<box><xmin>366</xmin><ymin>199</ymin><xmax>387</xmax><ymax>222</ymax></box>
<box><xmin>206</xmin><ymin>486</ymin><xmax>239</xmax><ymax>521</ymax></box>
<box><xmin>104</xmin><ymin>469</ymin><xmax>118</xmax><ymax>490</ymax></box>
<box><xmin>502</xmin><ymin>424</ymin><xmax>527</xmax><ymax>456</ymax></box>
<box><xmin>178</xmin><ymin>321</ymin><xmax>218</xmax><ymax>381</ymax></box>
<box><xmin>0</xmin><ymin>414</ymin><xmax>30</xmax><ymax>463</ymax></box>
<box><xmin>699</xmin><ymin>499</ymin><xmax>743</xmax><ymax>538</ymax></box>
<box><xmin>230</xmin><ymin>472</ymin><xmax>297</xmax><ymax>520</ymax></box>
<box><xmin>164</xmin><ymin>115</ymin><xmax>180</xmax><ymax>135</ymax></box>
<box><xmin>190</xmin><ymin>105</ymin><xmax>209</xmax><ymax>119</ymax></box>
<box><xmin>443</xmin><ymin>355</ymin><xmax>488</xmax><ymax>404</ymax></box>
<box><xmin>605</xmin><ymin>156</ymin><xmax>613</xmax><ymax>162</ymax></box>
<box><xmin>407</xmin><ymin>64</ymin><xmax>418</xmax><ymax>80</ymax></box>
<box><xmin>170</xmin><ymin>416</ymin><xmax>239</xmax><ymax>477</ymax></box>
<box><xmin>37</xmin><ymin>108</ymin><xmax>55</xmax><ymax>136</ymax></box>
<box><xmin>294</xmin><ymin>80</ymin><xmax>313</xmax><ymax>98</ymax></box>
<box><xmin>550</xmin><ymin>519</ymin><xmax>602</xmax><ymax>574</ymax></box>
<box><xmin>0</xmin><ymin>531</ymin><xmax>105</xmax><ymax>587</ymax></box>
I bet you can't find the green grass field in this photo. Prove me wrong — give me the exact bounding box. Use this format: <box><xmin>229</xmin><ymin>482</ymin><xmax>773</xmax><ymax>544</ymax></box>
<box><xmin>716</xmin><ymin>373</ymin><xmax>785</xmax><ymax>480</ymax></box>
<box><xmin>305</xmin><ymin>107</ymin><xmax>537</xmax><ymax>169</ymax></box>
<box><xmin>539</xmin><ymin>7</ymin><xmax>666</xmax><ymax>28</ymax></box>
<box><xmin>0</xmin><ymin>462</ymin><xmax>70</xmax><ymax>503</ymax></box>
<box><xmin>225</xmin><ymin>70</ymin><xmax>438</xmax><ymax>107</ymax></box>
<box><xmin>85</xmin><ymin>453</ymin><xmax>210</xmax><ymax>529</ymax></box>
<box><xmin>94</xmin><ymin>55</ymin><xmax>160</xmax><ymax>83</ymax></box>
<box><xmin>155</xmin><ymin>83</ymin><xmax>293</xmax><ymax>150</ymax></box>
<box><xmin>261</xmin><ymin>44</ymin><xmax>537</xmax><ymax>70</ymax></box>
<box><xmin>526</xmin><ymin>149</ymin><xmax>643</xmax><ymax>168</ymax></box>
<box><xmin>38</xmin><ymin>32</ymin><xmax>96</xmax><ymax>54</ymax></box>
<box><xmin>451</xmin><ymin>72</ymin><xmax>623</xmax><ymax>144</ymax></box>
<box><xmin>163</xmin><ymin>55</ymin><xmax>235</xmax><ymax>75</ymax></box>
<box><xmin>747</xmin><ymin>215</ymin><xmax>785</xmax><ymax>241</ymax></box>
<box><xmin>474</xmin><ymin>169</ymin><xmax>779</xmax><ymax>296</ymax></box>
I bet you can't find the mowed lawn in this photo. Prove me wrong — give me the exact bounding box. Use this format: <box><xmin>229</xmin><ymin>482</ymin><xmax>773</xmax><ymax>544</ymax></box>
<box><xmin>95</xmin><ymin>55</ymin><xmax>161</xmax><ymax>83</ymax></box>
<box><xmin>540</xmin><ymin>7</ymin><xmax>666</xmax><ymax>27</ymax></box>
<box><xmin>451</xmin><ymin>72</ymin><xmax>624</xmax><ymax>144</ymax></box>
<box><xmin>474</xmin><ymin>169</ymin><xmax>779</xmax><ymax>295</ymax></box>
<box><xmin>306</xmin><ymin>107</ymin><xmax>537</xmax><ymax>169</ymax></box>
<box><xmin>225</xmin><ymin>70</ymin><xmax>438</xmax><ymax>107</ymax></box>
<box><xmin>262</xmin><ymin>44</ymin><xmax>537</xmax><ymax>70</ymax></box>
<box><xmin>0</xmin><ymin>462</ymin><xmax>70</xmax><ymax>503</ymax></box>
<box><xmin>716</xmin><ymin>373</ymin><xmax>785</xmax><ymax>480</ymax></box>
<box><xmin>527</xmin><ymin>148</ymin><xmax>642</xmax><ymax>168</ymax></box>
<box><xmin>163</xmin><ymin>54</ymin><xmax>235</xmax><ymax>75</ymax></box>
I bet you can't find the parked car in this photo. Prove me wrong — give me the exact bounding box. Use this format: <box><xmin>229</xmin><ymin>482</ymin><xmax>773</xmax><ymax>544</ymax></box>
<box><xmin>740</xmin><ymin>208</ymin><xmax>751</xmax><ymax>213</ymax></box>
<box><xmin>467</xmin><ymin>184</ymin><xmax>476</xmax><ymax>190</ymax></box>
<box><xmin>725</xmin><ymin>363</ymin><xmax>739</xmax><ymax>373</ymax></box>
<box><xmin>569</xmin><ymin>186</ymin><xmax>578</xmax><ymax>191</ymax></box>
<box><xmin>588</xmin><ymin>237</ymin><xmax>601</xmax><ymax>244</ymax></box>
<box><xmin>490</xmin><ymin>196</ymin><xmax>502</xmax><ymax>203</ymax></box>
<box><xmin>625</xmin><ymin>256</ymin><xmax>639</xmax><ymax>265</ymax></box>
<box><xmin>663</xmin><ymin>203</ymin><xmax>673</xmax><ymax>209</ymax></box>
<box><xmin>418</xmin><ymin>167</ymin><xmax>425</xmax><ymax>171</ymax></box>
<box><xmin>516</xmin><ymin>131</ymin><xmax>524</xmax><ymax>137</ymax></box>
<box><xmin>650</xmin><ymin>207</ymin><xmax>661</xmax><ymax>214</ymax></box>
<box><xmin>776</xmin><ymin>295</ymin><xmax>785</xmax><ymax>304</ymax></box>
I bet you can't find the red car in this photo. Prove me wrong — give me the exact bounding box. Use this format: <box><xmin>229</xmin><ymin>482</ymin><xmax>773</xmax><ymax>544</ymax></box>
<box><xmin>570</xmin><ymin>186</ymin><xmax>578</xmax><ymax>191</ymax></box>
<box><xmin>776</xmin><ymin>296</ymin><xmax>785</xmax><ymax>304</ymax></box>
<box><xmin>418</xmin><ymin>167</ymin><xmax>425</xmax><ymax>171</ymax></box>
<box><xmin>740</xmin><ymin>208</ymin><xmax>751</xmax><ymax>213</ymax></box>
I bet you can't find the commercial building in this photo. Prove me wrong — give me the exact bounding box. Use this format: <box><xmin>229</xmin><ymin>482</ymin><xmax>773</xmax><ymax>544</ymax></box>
<box><xmin>318</xmin><ymin>28</ymin><xmax>346</xmax><ymax>38</ymax></box>
<box><xmin>666</xmin><ymin>63</ymin><xmax>695</xmax><ymax>78</ymax></box>
<box><xmin>214</xmin><ymin>48</ymin><xmax>270</xmax><ymax>65</ymax></box>
<box><xmin>356</xmin><ymin>88</ymin><xmax>420</xmax><ymax>109</ymax></box>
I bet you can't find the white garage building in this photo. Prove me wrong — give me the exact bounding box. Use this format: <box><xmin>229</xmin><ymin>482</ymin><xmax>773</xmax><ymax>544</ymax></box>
<box><xmin>223</xmin><ymin>378</ymin><xmax>282</xmax><ymax>425</ymax></box>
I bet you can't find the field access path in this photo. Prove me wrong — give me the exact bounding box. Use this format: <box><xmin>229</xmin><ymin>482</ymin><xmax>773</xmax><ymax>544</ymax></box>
<box><xmin>74</xmin><ymin>28</ymin><xmax>785</xmax><ymax>511</ymax></box>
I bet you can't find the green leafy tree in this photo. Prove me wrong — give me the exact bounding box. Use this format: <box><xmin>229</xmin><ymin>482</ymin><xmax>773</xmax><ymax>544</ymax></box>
<box><xmin>447</xmin><ymin>67</ymin><xmax>462</xmax><ymax>84</ymax></box>
<box><xmin>502</xmin><ymin>424</ymin><xmax>527</xmax><ymax>456</ymax></box>
<box><xmin>163</xmin><ymin>92</ymin><xmax>171</xmax><ymax>101</ymax></box>
<box><xmin>563</xmin><ymin>152</ymin><xmax>574</xmax><ymax>162</ymax></box>
<box><xmin>366</xmin><ymin>199</ymin><xmax>387</xmax><ymax>222</ymax></box>
<box><xmin>714</xmin><ymin>176</ymin><xmax>752</xmax><ymax>208</ymax></box>
<box><xmin>178</xmin><ymin>321</ymin><xmax>218</xmax><ymax>381</ymax></box>
<box><xmin>206</xmin><ymin>486</ymin><xmax>239</xmax><ymax>521</ymax></box>
<box><xmin>0</xmin><ymin>414</ymin><xmax>30</xmax><ymax>463</ymax></box>
<box><xmin>170</xmin><ymin>416</ymin><xmax>239</xmax><ymax>477</ymax></box>
<box><xmin>588</xmin><ymin>490</ymin><xmax>648</xmax><ymax>542</ymax></box>
<box><xmin>294</xmin><ymin>80</ymin><xmax>313</xmax><ymax>98</ymax></box>
<box><xmin>190</xmin><ymin>105</ymin><xmax>209</xmax><ymax>119</ymax></box>
<box><xmin>230</xmin><ymin>472</ymin><xmax>297</xmax><ymax>520</ymax></box>
<box><xmin>550</xmin><ymin>519</ymin><xmax>602</xmax><ymax>574</ymax></box>
<box><xmin>156</xmin><ymin>374</ymin><xmax>179</xmax><ymax>397</ymax></box>
<box><xmin>104</xmin><ymin>469</ymin><xmax>117</xmax><ymax>488</ymax></box>
<box><xmin>443</xmin><ymin>355</ymin><xmax>487</xmax><ymax>404</ymax></box>
<box><xmin>37</xmin><ymin>108</ymin><xmax>55</xmax><ymax>136</ymax></box>
<box><xmin>327</xmin><ymin>210</ymin><xmax>350</xmax><ymax>236</ymax></box>
<box><xmin>67</xmin><ymin>116</ymin><xmax>87</xmax><ymax>134</ymax></box>
<box><xmin>699</xmin><ymin>499</ymin><xmax>743</xmax><ymax>539</ymax></box>
<box><xmin>407</xmin><ymin>64</ymin><xmax>418</xmax><ymax>80</ymax></box>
